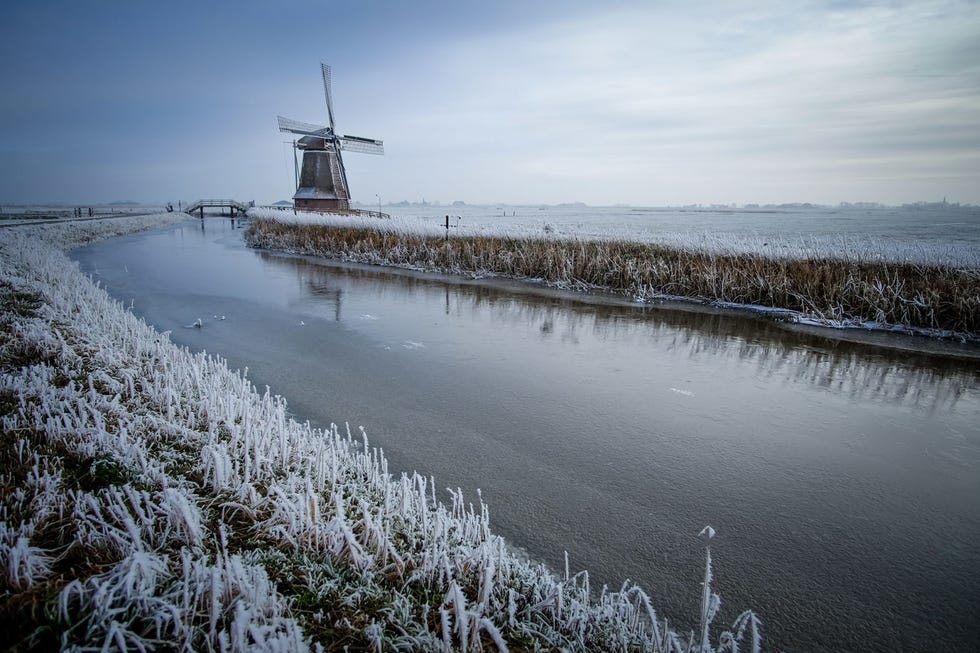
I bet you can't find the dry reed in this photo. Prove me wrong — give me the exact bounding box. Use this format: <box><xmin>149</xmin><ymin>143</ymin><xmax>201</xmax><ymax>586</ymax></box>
<box><xmin>245</xmin><ymin>217</ymin><xmax>980</xmax><ymax>337</ymax></box>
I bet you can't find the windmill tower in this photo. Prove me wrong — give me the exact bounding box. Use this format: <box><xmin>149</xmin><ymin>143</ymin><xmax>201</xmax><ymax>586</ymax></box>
<box><xmin>278</xmin><ymin>63</ymin><xmax>384</xmax><ymax>212</ymax></box>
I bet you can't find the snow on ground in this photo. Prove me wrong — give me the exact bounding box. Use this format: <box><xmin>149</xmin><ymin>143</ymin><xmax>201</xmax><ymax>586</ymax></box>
<box><xmin>0</xmin><ymin>214</ymin><xmax>761</xmax><ymax>650</ymax></box>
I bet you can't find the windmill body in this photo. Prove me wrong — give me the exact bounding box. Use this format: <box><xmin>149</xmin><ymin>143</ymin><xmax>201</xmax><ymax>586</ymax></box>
<box><xmin>278</xmin><ymin>64</ymin><xmax>384</xmax><ymax>212</ymax></box>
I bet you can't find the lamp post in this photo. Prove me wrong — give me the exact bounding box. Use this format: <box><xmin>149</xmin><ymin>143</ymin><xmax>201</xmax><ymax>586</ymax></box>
<box><xmin>375</xmin><ymin>193</ymin><xmax>381</xmax><ymax>215</ymax></box>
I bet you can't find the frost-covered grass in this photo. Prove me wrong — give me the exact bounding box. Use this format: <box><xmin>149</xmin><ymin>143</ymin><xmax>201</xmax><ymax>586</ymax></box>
<box><xmin>250</xmin><ymin>206</ymin><xmax>980</xmax><ymax>268</ymax></box>
<box><xmin>1</xmin><ymin>215</ymin><xmax>761</xmax><ymax>650</ymax></box>
<box><xmin>246</xmin><ymin>208</ymin><xmax>980</xmax><ymax>339</ymax></box>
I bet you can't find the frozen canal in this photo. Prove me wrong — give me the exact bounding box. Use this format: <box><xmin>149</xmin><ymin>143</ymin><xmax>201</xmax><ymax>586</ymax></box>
<box><xmin>73</xmin><ymin>218</ymin><xmax>980</xmax><ymax>652</ymax></box>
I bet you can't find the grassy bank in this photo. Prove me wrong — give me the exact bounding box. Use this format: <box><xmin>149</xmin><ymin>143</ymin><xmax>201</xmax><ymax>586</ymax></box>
<box><xmin>245</xmin><ymin>210</ymin><xmax>980</xmax><ymax>338</ymax></box>
<box><xmin>1</xmin><ymin>216</ymin><xmax>762</xmax><ymax>650</ymax></box>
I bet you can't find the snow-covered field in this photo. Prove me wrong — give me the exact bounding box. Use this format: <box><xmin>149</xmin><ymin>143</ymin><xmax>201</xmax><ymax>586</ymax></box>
<box><xmin>254</xmin><ymin>206</ymin><xmax>980</xmax><ymax>268</ymax></box>
<box><xmin>0</xmin><ymin>205</ymin><xmax>166</xmax><ymax>227</ymax></box>
<box><xmin>1</xmin><ymin>215</ymin><xmax>761</xmax><ymax>650</ymax></box>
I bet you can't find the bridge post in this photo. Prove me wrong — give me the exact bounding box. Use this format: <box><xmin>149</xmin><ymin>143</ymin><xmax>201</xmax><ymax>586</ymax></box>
<box><xmin>200</xmin><ymin>206</ymin><xmax>205</xmax><ymax>219</ymax></box>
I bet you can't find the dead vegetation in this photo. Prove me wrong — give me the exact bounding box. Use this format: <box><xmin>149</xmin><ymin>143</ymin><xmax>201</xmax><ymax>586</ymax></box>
<box><xmin>246</xmin><ymin>218</ymin><xmax>980</xmax><ymax>337</ymax></box>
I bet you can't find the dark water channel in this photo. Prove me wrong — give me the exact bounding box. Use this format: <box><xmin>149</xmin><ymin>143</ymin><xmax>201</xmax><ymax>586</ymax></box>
<box><xmin>73</xmin><ymin>219</ymin><xmax>980</xmax><ymax>652</ymax></box>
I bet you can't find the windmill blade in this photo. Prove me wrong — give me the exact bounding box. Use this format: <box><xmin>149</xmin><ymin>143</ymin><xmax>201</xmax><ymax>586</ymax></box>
<box><xmin>339</xmin><ymin>134</ymin><xmax>384</xmax><ymax>155</ymax></box>
<box><xmin>277</xmin><ymin>115</ymin><xmax>332</xmax><ymax>137</ymax></box>
<box><xmin>321</xmin><ymin>63</ymin><xmax>335</xmax><ymax>131</ymax></box>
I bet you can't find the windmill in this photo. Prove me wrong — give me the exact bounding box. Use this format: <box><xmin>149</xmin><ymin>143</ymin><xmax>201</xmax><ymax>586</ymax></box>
<box><xmin>278</xmin><ymin>63</ymin><xmax>384</xmax><ymax>212</ymax></box>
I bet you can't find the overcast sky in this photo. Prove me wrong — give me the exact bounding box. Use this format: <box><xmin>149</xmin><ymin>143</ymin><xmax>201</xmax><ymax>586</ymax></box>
<box><xmin>1</xmin><ymin>0</ymin><xmax>978</xmax><ymax>206</ymax></box>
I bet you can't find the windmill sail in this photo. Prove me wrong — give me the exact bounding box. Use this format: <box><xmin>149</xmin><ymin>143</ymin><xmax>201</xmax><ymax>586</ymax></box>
<box><xmin>277</xmin><ymin>115</ymin><xmax>331</xmax><ymax>137</ymax></box>
<box><xmin>321</xmin><ymin>63</ymin><xmax>335</xmax><ymax>131</ymax></box>
<box><xmin>339</xmin><ymin>135</ymin><xmax>384</xmax><ymax>155</ymax></box>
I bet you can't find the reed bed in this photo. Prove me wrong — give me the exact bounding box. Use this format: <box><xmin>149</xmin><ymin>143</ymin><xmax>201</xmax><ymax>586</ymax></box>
<box><xmin>1</xmin><ymin>215</ymin><xmax>761</xmax><ymax>650</ymax></box>
<box><xmin>246</xmin><ymin>210</ymin><xmax>980</xmax><ymax>338</ymax></box>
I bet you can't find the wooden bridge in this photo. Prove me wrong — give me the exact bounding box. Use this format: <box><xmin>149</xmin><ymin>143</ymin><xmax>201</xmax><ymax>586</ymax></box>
<box><xmin>184</xmin><ymin>199</ymin><xmax>251</xmax><ymax>218</ymax></box>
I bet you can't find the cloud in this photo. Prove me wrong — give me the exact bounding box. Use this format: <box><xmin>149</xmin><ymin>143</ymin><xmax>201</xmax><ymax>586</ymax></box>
<box><xmin>361</xmin><ymin>0</ymin><xmax>980</xmax><ymax>204</ymax></box>
<box><xmin>0</xmin><ymin>0</ymin><xmax>977</xmax><ymax>205</ymax></box>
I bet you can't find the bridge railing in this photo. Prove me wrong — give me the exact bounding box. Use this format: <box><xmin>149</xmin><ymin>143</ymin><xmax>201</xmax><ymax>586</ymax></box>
<box><xmin>184</xmin><ymin>199</ymin><xmax>251</xmax><ymax>214</ymax></box>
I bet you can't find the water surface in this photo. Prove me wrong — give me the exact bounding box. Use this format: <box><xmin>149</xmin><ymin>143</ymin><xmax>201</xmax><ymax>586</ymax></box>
<box><xmin>74</xmin><ymin>218</ymin><xmax>980</xmax><ymax>652</ymax></box>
